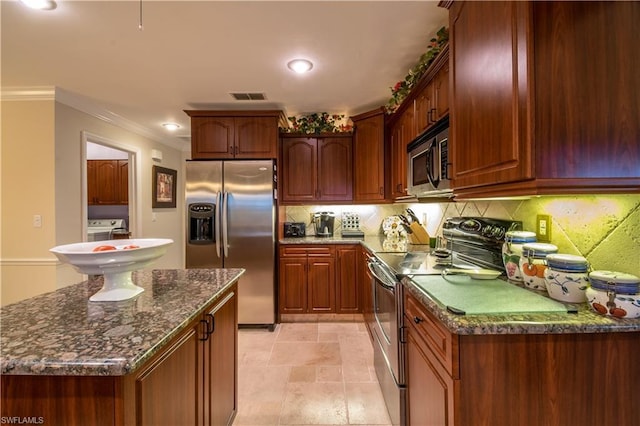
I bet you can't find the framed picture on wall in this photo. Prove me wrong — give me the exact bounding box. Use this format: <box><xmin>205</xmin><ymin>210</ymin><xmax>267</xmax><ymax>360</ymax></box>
<box><xmin>152</xmin><ymin>165</ymin><xmax>177</xmax><ymax>208</ymax></box>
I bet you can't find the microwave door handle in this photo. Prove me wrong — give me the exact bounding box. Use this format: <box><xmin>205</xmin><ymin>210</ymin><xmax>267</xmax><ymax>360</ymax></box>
<box><xmin>426</xmin><ymin>144</ymin><xmax>440</xmax><ymax>188</ymax></box>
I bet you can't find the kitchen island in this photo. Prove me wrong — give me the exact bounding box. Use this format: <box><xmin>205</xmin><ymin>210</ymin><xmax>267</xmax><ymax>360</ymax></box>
<box><xmin>1</xmin><ymin>268</ymin><xmax>243</xmax><ymax>426</ymax></box>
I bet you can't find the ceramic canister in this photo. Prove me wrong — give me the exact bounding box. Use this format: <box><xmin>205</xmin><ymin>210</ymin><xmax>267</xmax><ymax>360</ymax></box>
<box><xmin>544</xmin><ymin>254</ymin><xmax>590</xmax><ymax>303</ymax></box>
<box><xmin>519</xmin><ymin>243</ymin><xmax>558</xmax><ymax>291</ymax></box>
<box><xmin>502</xmin><ymin>231</ymin><xmax>537</xmax><ymax>281</ymax></box>
<box><xmin>586</xmin><ymin>270</ymin><xmax>640</xmax><ymax>319</ymax></box>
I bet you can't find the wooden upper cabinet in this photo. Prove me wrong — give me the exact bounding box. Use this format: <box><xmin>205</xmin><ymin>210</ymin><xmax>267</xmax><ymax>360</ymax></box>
<box><xmin>87</xmin><ymin>159</ymin><xmax>128</xmax><ymax>205</ymax></box>
<box><xmin>280</xmin><ymin>133</ymin><xmax>353</xmax><ymax>203</ymax></box>
<box><xmin>185</xmin><ymin>110</ymin><xmax>285</xmax><ymax>160</ymax></box>
<box><xmin>408</xmin><ymin>45</ymin><xmax>450</xmax><ymax>138</ymax></box>
<box><xmin>117</xmin><ymin>160</ymin><xmax>128</xmax><ymax>204</ymax></box>
<box><xmin>449</xmin><ymin>1</ymin><xmax>532</xmax><ymax>192</ymax></box>
<box><xmin>414</xmin><ymin>83</ymin><xmax>434</xmax><ymax>136</ymax></box>
<box><xmin>318</xmin><ymin>137</ymin><xmax>353</xmax><ymax>201</ymax></box>
<box><xmin>281</xmin><ymin>137</ymin><xmax>318</xmax><ymax>202</ymax></box>
<box><xmin>448</xmin><ymin>0</ymin><xmax>640</xmax><ymax>197</ymax></box>
<box><xmin>389</xmin><ymin>106</ymin><xmax>414</xmax><ymax>200</ymax></box>
<box><xmin>433</xmin><ymin>61</ymin><xmax>450</xmax><ymax>122</ymax></box>
<box><xmin>190</xmin><ymin>117</ymin><xmax>235</xmax><ymax>158</ymax></box>
<box><xmin>235</xmin><ymin>117</ymin><xmax>279</xmax><ymax>158</ymax></box>
<box><xmin>351</xmin><ymin>108</ymin><xmax>385</xmax><ymax>202</ymax></box>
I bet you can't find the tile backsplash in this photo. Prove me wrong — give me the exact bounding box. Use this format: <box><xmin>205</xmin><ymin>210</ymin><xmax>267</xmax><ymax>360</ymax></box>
<box><xmin>283</xmin><ymin>194</ymin><xmax>640</xmax><ymax>277</ymax></box>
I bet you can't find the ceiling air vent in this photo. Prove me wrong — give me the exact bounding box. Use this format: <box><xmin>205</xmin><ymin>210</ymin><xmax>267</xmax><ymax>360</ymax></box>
<box><xmin>230</xmin><ymin>92</ymin><xmax>267</xmax><ymax>101</ymax></box>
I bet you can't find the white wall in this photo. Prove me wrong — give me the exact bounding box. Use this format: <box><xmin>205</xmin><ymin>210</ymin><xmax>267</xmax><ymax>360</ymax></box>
<box><xmin>0</xmin><ymin>99</ymin><xmax>186</xmax><ymax>306</ymax></box>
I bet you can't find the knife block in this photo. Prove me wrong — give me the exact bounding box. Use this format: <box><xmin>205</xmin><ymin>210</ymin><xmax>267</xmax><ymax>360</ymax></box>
<box><xmin>408</xmin><ymin>222</ymin><xmax>431</xmax><ymax>244</ymax></box>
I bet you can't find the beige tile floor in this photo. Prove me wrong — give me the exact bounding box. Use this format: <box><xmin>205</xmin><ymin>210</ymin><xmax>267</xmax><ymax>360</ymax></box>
<box><xmin>234</xmin><ymin>321</ymin><xmax>392</xmax><ymax>426</ymax></box>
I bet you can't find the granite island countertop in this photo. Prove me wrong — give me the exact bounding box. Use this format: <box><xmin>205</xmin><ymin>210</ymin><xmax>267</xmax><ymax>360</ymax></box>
<box><xmin>1</xmin><ymin>268</ymin><xmax>244</xmax><ymax>376</ymax></box>
<box><xmin>281</xmin><ymin>236</ymin><xmax>640</xmax><ymax>335</ymax></box>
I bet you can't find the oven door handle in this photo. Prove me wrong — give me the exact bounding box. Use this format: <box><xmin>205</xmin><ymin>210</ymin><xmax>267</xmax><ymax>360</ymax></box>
<box><xmin>367</xmin><ymin>261</ymin><xmax>397</xmax><ymax>290</ymax></box>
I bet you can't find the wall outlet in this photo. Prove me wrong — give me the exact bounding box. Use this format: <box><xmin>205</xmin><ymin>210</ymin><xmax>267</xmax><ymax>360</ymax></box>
<box><xmin>536</xmin><ymin>214</ymin><xmax>552</xmax><ymax>242</ymax></box>
<box><xmin>33</xmin><ymin>214</ymin><xmax>42</xmax><ymax>228</ymax></box>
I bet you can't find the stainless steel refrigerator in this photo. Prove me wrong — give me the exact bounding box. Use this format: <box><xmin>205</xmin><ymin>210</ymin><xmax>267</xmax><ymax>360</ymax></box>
<box><xmin>185</xmin><ymin>160</ymin><xmax>276</xmax><ymax>329</ymax></box>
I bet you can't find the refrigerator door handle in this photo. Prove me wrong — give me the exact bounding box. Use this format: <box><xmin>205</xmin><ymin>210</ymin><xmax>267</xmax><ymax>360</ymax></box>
<box><xmin>215</xmin><ymin>191</ymin><xmax>222</xmax><ymax>258</ymax></box>
<box><xmin>222</xmin><ymin>191</ymin><xmax>229</xmax><ymax>258</ymax></box>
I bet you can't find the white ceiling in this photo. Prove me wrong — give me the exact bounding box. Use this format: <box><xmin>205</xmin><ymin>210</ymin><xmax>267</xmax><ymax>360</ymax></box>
<box><xmin>1</xmin><ymin>0</ymin><xmax>448</xmax><ymax>150</ymax></box>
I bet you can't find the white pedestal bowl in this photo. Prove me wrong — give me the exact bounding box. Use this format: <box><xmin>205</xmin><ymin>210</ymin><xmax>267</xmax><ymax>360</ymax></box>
<box><xmin>50</xmin><ymin>239</ymin><xmax>173</xmax><ymax>302</ymax></box>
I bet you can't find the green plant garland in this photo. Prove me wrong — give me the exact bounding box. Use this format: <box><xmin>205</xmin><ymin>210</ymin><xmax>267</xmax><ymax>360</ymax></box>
<box><xmin>385</xmin><ymin>26</ymin><xmax>449</xmax><ymax>114</ymax></box>
<box><xmin>280</xmin><ymin>112</ymin><xmax>353</xmax><ymax>134</ymax></box>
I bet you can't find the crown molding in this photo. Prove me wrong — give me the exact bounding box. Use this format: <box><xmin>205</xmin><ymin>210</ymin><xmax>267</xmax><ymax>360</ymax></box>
<box><xmin>1</xmin><ymin>86</ymin><xmax>56</xmax><ymax>101</ymax></box>
<box><xmin>1</xmin><ymin>86</ymin><xmax>189</xmax><ymax>152</ymax></box>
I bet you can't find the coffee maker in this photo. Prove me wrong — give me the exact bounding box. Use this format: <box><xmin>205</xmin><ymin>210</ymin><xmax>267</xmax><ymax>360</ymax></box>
<box><xmin>313</xmin><ymin>212</ymin><xmax>335</xmax><ymax>237</ymax></box>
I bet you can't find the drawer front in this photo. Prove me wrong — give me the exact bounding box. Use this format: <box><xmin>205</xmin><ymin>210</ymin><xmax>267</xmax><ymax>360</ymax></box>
<box><xmin>405</xmin><ymin>292</ymin><xmax>458</xmax><ymax>378</ymax></box>
<box><xmin>280</xmin><ymin>245</ymin><xmax>335</xmax><ymax>257</ymax></box>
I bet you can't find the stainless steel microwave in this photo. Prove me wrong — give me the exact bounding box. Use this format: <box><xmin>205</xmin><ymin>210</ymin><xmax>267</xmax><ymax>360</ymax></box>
<box><xmin>407</xmin><ymin>118</ymin><xmax>453</xmax><ymax>198</ymax></box>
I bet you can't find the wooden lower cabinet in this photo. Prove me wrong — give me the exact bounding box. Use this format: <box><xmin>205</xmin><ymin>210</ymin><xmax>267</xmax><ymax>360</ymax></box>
<box><xmin>307</xmin><ymin>256</ymin><xmax>336</xmax><ymax>313</ymax></box>
<box><xmin>404</xmin><ymin>290</ymin><xmax>640</xmax><ymax>425</ymax></box>
<box><xmin>405</xmin><ymin>291</ymin><xmax>457</xmax><ymax>426</ymax></box>
<box><xmin>1</xmin><ymin>285</ymin><xmax>238</xmax><ymax>426</ymax></box>
<box><xmin>406</xmin><ymin>327</ymin><xmax>455</xmax><ymax>426</ymax></box>
<box><xmin>335</xmin><ymin>245</ymin><xmax>360</xmax><ymax>313</ymax></box>
<box><xmin>279</xmin><ymin>244</ymin><xmax>363</xmax><ymax>315</ymax></box>
<box><xmin>135</xmin><ymin>325</ymin><xmax>201</xmax><ymax>425</ymax></box>
<box><xmin>279</xmin><ymin>245</ymin><xmax>336</xmax><ymax>313</ymax></box>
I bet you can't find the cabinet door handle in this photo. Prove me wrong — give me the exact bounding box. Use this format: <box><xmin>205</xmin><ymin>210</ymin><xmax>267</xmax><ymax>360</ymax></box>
<box><xmin>379</xmin><ymin>186</ymin><xmax>384</xmax><ymax>196</ymax></box>
<box><xmin>199</xmin><ymin>319</ymin><xmax>210</xmax><ymax>341</ymax></box>
<box><xmin>429</xmin><ymin>108</ymin><xmax>437</xmax><ymax>123</ymax></box>
<box><xmin>228</xmin><ymin>145</ymin><xmax>233</xmax><ymax>154</ymax></box>
<box><xmin>413</xmin><ymin>316</ymin><xmax>423</xmax><ymax>324</ymax></box>
<box><xmin>206</xmin><ymin>313</ymin><xmax>215</xmax><ymax>334</ymax></box>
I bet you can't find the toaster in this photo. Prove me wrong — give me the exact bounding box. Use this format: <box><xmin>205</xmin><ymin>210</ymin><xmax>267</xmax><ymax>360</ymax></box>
<box><xmin>284</xmin><ymin>222</ymin><xmax>306</xmax><ymax>238</ymax></box>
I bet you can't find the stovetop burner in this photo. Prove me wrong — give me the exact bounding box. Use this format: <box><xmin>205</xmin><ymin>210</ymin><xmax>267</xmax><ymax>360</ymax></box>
<box><xmin>376</xmin><ymin>217</ymin><xmax>522</xmax><ymax>276</ymax></box>
<box><xmin>375</xmin><ymin>251</ymin><xmax>476</xmax><ymax>276</ymax></box>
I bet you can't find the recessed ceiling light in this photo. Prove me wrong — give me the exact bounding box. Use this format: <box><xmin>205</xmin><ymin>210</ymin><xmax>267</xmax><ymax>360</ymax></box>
<box><xmin>20</xmin><ymin>0</ymin><xmax>57</xmax><ymax>10</ymax></box>
<box><xmin>287</xmin><ymin>59</ymin><xmax>314</xmax><ymax>74</ymax></box>
<box><xmin>162</xmin><ymin>123</ymin><xmax>180</xmax><ymax>131</ymax></box>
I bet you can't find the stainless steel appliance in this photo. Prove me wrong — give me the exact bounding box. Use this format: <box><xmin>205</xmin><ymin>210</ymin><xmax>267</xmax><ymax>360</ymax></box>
<box><xmin>185</xmin><ymin>160</ymin><xmax>276</xmax><ymax>330</ymax></box>
<box><xmin>87</xmin><ymin>218</ymin><xmax>127</xmax><ymax>242</ymax></box>
<box><xmin>407</xmin><ymin>117</ymin><xmax>452</xmax><ymax>198</ymax></box>
<box><xmin>369</xmin><ymin>217</ymin><xmax>522</xmax><ymax>425</ymax></box>
<box><xmin>367</xmin><ymin>256</ymin><xmax>406</xmax><ymax>426</ymax></box>
<box><xmin>312</xmin><ymin>211</ymin><xmax>335</xmax><ymax>237</ymax></box>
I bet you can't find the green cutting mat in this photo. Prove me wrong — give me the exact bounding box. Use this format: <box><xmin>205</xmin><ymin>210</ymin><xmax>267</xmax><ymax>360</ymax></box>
<box><xmin>411</xmin><ymin>274</ymin><xmax>569</xmax><ymax>315</ymax></box>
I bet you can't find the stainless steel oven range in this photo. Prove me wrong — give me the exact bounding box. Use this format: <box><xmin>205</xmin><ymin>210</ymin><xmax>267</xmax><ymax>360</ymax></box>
<box><xmin>367</xmin><ymin>256</ymin><xmax>406</xmax><ymax>426</ymax></box>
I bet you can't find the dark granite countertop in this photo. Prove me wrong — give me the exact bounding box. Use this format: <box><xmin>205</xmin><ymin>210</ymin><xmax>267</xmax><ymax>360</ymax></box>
<box><xmin>1</xmin><ymin>268</ymin><xmax>244</xmax><ymax>376</ymax></box>
<box><xmin>281</xmin><ymin>236</ymin><xmax>640</xmax><ymax>335</ymax></box>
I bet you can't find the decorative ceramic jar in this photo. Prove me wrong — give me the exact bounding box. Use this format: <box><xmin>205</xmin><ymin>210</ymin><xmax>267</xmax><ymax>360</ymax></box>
<box><xmin>519</xmin><ymin>243</ymin><xmax>558</xmax><ymax>291</ymax></box>
<box><xmin>502</xmin><ymin>231</ymin><xmax>537</xmax><ymax>281</ymax></box>
<box><xmin>544</xmin><ymin>254</ymin><xmax>590</xmax><ymax>303</ymax></box>
<box><xmin>586</xmin><ymin>270</ymin><xmax>640</xmax><ymax>319</ymax></box>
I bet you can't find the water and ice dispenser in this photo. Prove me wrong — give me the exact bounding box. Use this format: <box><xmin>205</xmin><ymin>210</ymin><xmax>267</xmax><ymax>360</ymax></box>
<box><xmin>188</xmin><ymin>203</ymin><xmax>215</xmax><ymax>244</ymax></box>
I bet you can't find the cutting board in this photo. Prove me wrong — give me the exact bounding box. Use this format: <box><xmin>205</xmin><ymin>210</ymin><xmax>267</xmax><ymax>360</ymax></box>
<box><xmin>411</xmin><ymin>275</ymin><xmax>570</xmax><ymax>315</ymax></box>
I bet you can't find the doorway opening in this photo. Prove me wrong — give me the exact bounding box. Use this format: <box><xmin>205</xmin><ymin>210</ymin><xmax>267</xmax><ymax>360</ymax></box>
<box><xmin>81</xmin><ymin>131</ymin><xmax>140</xmax><ymax>242</ymax></box>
